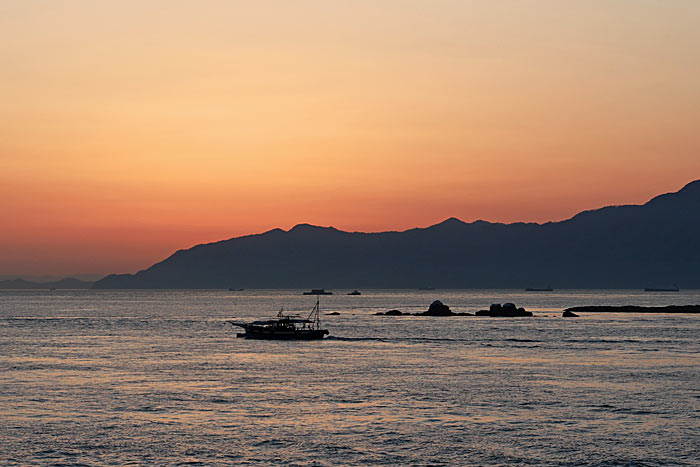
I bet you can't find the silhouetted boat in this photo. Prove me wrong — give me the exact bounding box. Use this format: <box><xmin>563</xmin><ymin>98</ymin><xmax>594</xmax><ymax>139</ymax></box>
<box><xmin>303</xmin><ymin>289</ymin><xmax>332</xmax><ymax>295</ymax></box>
<box><xmin>228</xmin><ymin>288</ymin><xmax>244</xmax><ymax>291</ymax></box>
<box><xmin>347</xmin><ymin>290</ymin><xmax>361</xmax><ymax>295</ymax></box>
<box><xmin>525</xmin><ymin>287</ymin><xmax>553</xmax><ymax>292</ymax></box>
<box><xmin>230</xmin><ymin>299</ymin><xmax>329</xmax><ymax>340</ymax></box>
<box><xmin>644</xmin><ymin>286</ymin><xmax>679</xmax><ymax>292</ymax></box>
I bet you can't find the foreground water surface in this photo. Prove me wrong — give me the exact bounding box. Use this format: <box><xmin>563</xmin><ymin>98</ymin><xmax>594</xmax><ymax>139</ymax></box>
<box><xmin>1</xmin><ymin>289</ymin><xmax>699</xmax><ymax>466</ymax></box>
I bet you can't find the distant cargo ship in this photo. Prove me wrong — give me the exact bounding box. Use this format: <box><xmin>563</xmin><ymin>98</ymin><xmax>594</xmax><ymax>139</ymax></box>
<box><xmin>303</xmin><ymin>289</ymin><xmax>333</xmax><ymax>295</ymax></box>
<box><xmin>644</xmin><ymin>286</ymin><xmax>679</xmax><ymax>292</ymax></box>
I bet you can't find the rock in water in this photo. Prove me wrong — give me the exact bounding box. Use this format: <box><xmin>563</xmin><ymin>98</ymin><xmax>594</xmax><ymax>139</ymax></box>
<box><xmin>421</xmin><ymin>300</ymin><xmax>454</xmax><ymax>316</ymax></box>
<box><xmin>564</xmin><ymin>305</ymin><xmax>700</xmax><ymax>313</ymax></box>
<box><xmin>562</xmin><ymin>310</ymin><xmax>579</xmax><ymax>317</ymax></box>
<box><xmin>475</xmin><ymin>303</ymin><xmax>533</xmax><ymax>317</ymax></box>
<box><xmin>376</xmin><ymin>309</ymin><xmax>404</xmax><ymax>316</ymax></box>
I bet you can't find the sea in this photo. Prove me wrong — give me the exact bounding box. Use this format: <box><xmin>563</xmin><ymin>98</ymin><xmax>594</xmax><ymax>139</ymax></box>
<box><xmin>1</xmin><ymin>289</ymin><xmax>699</xmax><ymax>466</ymax></box>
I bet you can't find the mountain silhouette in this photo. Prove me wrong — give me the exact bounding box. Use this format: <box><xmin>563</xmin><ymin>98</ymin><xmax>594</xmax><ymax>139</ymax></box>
<box><xmin>0</xmin><ymin>277</ymin><xmax>94</xmax><ymax>289</ymax></box>
<box><xmin>93</xmin><ymin>180</ymin><xmax>700</xmax><ymax>289</ymax></box>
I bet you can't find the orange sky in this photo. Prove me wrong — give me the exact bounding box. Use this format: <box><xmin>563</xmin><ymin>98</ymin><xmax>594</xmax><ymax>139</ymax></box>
<box><xmin>2</xmin><ymin>1</ymin><xmax>700</xmax><ymax>277</ymax></box>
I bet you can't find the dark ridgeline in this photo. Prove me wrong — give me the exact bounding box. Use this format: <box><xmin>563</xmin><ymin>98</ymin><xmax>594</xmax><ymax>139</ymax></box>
<box><xmin>0</xmin><ymin>278</ymin><xmax>94</xmax><ymax>289</ymax></box>
<box><xmin>93</xmin><ymin>180</ymin><xmax>700</xmax><ymax>289</ymax></box>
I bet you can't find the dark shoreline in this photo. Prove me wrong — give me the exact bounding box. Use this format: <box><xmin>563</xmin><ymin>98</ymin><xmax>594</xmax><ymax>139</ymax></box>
<box><xmin>564</xmin><ymin>305</ymin><xmax>700</xmax><ymax>313</ymax></box>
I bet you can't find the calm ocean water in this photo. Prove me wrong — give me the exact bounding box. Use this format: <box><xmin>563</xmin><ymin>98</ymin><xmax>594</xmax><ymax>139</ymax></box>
<box><xmin>1</xmin><ymin>289</ymin><xmax>699</xmax><ymax>466</ymax></box>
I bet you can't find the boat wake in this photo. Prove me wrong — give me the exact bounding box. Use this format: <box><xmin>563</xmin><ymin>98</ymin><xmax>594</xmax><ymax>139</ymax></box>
<box><xmin>326</xmin><ymin>336</ymin><xmax>474</xmax><ymax>343</ymax></box>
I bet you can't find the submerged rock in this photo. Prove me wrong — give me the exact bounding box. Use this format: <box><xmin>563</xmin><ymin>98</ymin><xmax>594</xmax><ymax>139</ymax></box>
<box><xmin>376</xmin><ymin>309</ymin><xmax>404</xmax><ymax>316</ymax></box>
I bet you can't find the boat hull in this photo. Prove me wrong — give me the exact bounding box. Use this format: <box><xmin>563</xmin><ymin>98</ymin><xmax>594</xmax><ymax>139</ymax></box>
<box><xmin>231</xmin><ymin>298</ymin><xmax>329</xmax><ymax>340</ymax></box>
<box><xmin>237</xmin><ymin>329</ymin><xmax>329</xmax><ymax>340</ymax></box>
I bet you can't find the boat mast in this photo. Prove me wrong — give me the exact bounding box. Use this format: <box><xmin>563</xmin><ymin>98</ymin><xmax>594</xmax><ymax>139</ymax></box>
<box><xmin>307</xmin><ymin>297</ymin><xmax>321</xmax><ymax>329</ymax></box>
<box><xmin>316</xmin><ymin>297</ymin><xmax>320</xmax><ymax>328</ymax></box>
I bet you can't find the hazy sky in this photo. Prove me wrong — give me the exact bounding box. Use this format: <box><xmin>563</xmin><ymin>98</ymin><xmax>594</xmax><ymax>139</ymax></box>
<box><xmin>2</xmin><ymin>1</ymin><xmax>699</xmax><ymax>276</ymax></box>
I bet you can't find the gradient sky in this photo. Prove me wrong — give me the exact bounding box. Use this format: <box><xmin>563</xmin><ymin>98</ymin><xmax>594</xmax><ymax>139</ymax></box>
<box><xmin>2</xmin><ymin>1</ymin><xmax>700</xmax><ymax>277</ymax></box>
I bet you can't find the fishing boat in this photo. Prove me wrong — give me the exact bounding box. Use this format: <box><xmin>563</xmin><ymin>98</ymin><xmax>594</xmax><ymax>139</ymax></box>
<box><xmin>347</xmin><ymin>290</ymin><xmax>361</xmax><ymax>295</ymax></box>
<box><xmin>230</xmin><ymin>298</ymin><xmax>329</xmax><ymax>340</ymax></box>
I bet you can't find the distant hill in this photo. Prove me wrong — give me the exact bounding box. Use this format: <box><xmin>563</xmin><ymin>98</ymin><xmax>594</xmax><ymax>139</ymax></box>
<box><xmin>0</xmin><ymin>278</ymin><xmax>94</xmax><ymax>289</ymax></box>
<box><xmin>93</xmin><ymin>180</ymin><xmax>700</xmax><ymax>289</ymax></box>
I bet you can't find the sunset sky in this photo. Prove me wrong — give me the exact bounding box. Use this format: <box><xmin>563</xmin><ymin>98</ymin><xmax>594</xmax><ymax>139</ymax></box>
<box><xmin>2</xmin><ymin>1</ymin><xmax>700</xmax><ymax>277</ymax></box>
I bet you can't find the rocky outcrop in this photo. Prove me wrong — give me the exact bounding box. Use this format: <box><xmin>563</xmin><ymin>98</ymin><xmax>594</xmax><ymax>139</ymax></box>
<box><xmin>564</xmin><ymin>305</ymin><xmax>700</xmax><ymax>313</ymax></box>
<box><xmin>375</xmin><ymin>302</ymin><xmax>473</xmax><ymax>316</ymax></box>
<box><xmin>418</xmin><ymin>300</ymin><xmax>453</xmax><ymax>316</ymax></box>
<box><xmin>476</xmin><ymin>303</ymin><xmax>533</xmax><ymax>317</ymax></box>
<box><xmin>562</xmin><ymin>310</ymin><xmax>578</xmax><ymax>317</ymax></box>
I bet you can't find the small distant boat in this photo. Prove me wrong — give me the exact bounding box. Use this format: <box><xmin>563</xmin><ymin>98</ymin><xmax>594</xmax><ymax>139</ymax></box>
<box><xmin>347</xmin><ymin>290</ymin><xmax>361</xmax><ymax>295</ymax></box>
<box><xmin>228</xmin><ymin>288</ymin><xmax>244</xmax><ymax>291</ymax></box>
<box><xmin>303</xmin><ymin>289</ymin><xmax>332</xmax><ymax>295</ymax></box>
<box><xmin>230</xmin><ymin>299</ymin><xmax>329</xmax><ymax>340</ymax></box>
<box><xmin>525</xmin><ymin>287</ymin><xmax>553</xmax><ymax>292</ymax></box>
<box><xmin>644</xmin><ymin>286</ymin><xmax>679</xmax><ymax>292</ymax></box>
